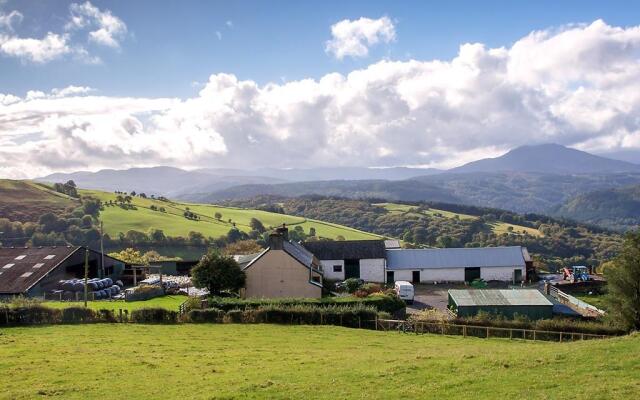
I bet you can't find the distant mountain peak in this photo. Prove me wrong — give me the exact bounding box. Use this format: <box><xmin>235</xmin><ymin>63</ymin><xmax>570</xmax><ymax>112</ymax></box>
<box><xmin>450</xmin><ymin>143</ymin><xmax>640</xmax><ymax>174</ymax></box>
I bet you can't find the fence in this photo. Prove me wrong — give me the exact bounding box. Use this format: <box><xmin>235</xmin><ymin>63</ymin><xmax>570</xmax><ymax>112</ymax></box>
<box><xmin>549</xmin><ymin>286</ymin><xmax>605</xmax><ymax>318</ymax></box>
<box><xmin>375</xmin><ymin>319</ymin><xmax>610</xmax><ymax>342</ymax></box>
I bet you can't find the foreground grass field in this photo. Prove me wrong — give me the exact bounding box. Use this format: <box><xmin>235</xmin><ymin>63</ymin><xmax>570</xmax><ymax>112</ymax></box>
<box><xmin>0</xmin><ymin>325</ymin><xmax>638</xmax><ymax>399</ymax></box>
<box><xmin>81</xmin><ymin>189</ymin><xmax>380</xmax><ymax>240</ymax></box>
<box><xmin>41</xmin><ymin>295</ymin><xmax>186</xmax><ymax>312</ymax></box>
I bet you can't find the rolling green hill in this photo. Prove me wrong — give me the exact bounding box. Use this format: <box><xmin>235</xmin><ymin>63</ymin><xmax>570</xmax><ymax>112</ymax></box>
<box><xmin>0</xmin><ymin>324</ymin><xmax>638</xmax><ymax>399</ymax></box>
<box><xmin>0</xmin><ymin>179</ymin><xmax>78</xmax><ymax>222</ymax></box>
<box><xmin>81</xmin><ymin>189</ymin><xmax>380</xmax><ymax>240</ymax></box>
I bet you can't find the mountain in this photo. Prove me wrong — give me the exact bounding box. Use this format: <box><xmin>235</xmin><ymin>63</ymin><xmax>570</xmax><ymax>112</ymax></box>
<box><xmin>183</xmin><ymin>179</ymin><xmax>462</xmax><ymax>204</ymax></box>
<box><xmin>554</xmin><ymin>184</ymin><xmax>640</xmax><ymax>232</ymax></box>
<box><xmin>450</xmin><ymin>144</ymin><xmax>640</xmax><ymax>174</ymax></box>
<box><xmin>39</xmin><ymin>167</ymin><xmax>286</xmax><ymax>197</ymax></box>
<box><xmin>196</xmin><ymin>166</ymin><xmax>441</xmax><ymax>181</ymax></box>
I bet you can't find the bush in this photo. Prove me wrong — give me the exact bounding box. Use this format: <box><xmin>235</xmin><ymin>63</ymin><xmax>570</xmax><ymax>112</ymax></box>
<box><xmin>188</xmin><ymin>308</ymin><xmax>225</xmax><ymax>323</ymax></box>
<box><xmin>61</xmin><ymin>307</ymin><xmax>96</xmax><ymax>323</ymax></box>
<box><xmin>0</xmin><ymin>305</ymin><xmax>61</xmax><ymax>326</ymax></box>
<box><xmin>343</xmin><ymin>278</ymin><xmax>363</xmax><ymax>293</ymax></box>
<box><xmin>208</xmin><ymin>293</ymin><xmax>405</xmax><ymax>314</ymax></box>
<box><xmin>130</xmin><ymin>308</ymin><xmax>178</xmax><ymax>323</ymax></box>
<box><xmin>238</xmin><ymin>304</ymin><xmax>377</xmax><ymax>328</ymax></box>
<box><xmin>224</xmin><ymin>309</ymin><xmax>244</xmax><ymax>323</ymax></box>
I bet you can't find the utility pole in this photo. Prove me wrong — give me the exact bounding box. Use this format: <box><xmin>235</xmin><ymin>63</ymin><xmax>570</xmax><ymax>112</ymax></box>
<box><xmin>83</xmin><ymin>247</ymin><xmax>89</xmax><ymax>308</ymax></box>
<box><xmin>100</xmin><ymin>220</ymin><xmax>105</xmax><ymax>278</ymax></box>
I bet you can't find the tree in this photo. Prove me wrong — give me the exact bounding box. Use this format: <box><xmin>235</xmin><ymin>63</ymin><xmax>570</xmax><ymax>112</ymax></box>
<box><xmin>82</xmin><ymin>197</ymin><xmax>101</xmax><ymax>217</ymax></box>
<box><xmin>130</xmin><ymin>191</ymin><xmax>137</xmax><ymax>197</ymax></box>
<box><xmin>605</xmin><ymin>231</ymin><xmax>640</xmax><ymax>331</ymax></box>
<box><xmin>249</xmin><ymin>218</ymin><xmax>266</xmax><ymax>233</ymax></box>
<box><xmin>214</xmin><ymin>212</ymin><xmax>222</xmax><ymax>220</ymax></box>
<box><xmin>309</xmin><ymin>227</ymin><xmax>316</xmax><ymax>237</ymax></box>
<box><xmin>108</xmin><ymin>248</ymin><xmax>149</xmax><ymax>265</ymax></box>
<box><xmin>191</xmin><ymin>251</ymin><xmax>245</xmax><ymax>295</ymax></box>
<box><xmin>223</xmin><ymin>240</ymin><xmax>263</xmax><ymax>255</ymax></box>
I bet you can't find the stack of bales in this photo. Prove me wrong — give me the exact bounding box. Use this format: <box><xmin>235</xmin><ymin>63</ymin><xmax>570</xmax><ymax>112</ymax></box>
<box><xmin>55</xmin><ymin>278</ymin><xmax>123</xmax><ymax>300</ymax></box>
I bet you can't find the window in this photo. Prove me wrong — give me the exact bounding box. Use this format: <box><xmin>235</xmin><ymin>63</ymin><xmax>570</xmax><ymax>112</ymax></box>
<box><xmin>14</xmin><ymin>255</ymin><xmax>26</xmax><ymax>260</ymax></box>
<box><xmin>33</xmin><ymin>263</ymin><xmax>45</xmax><ymax>269</ymax></box>
<box><xmin>333</xmin><ymin>265</ymin><xmax>342</xmax><ymax>272</ymax></box>
<box><xmin>20</xmin><ymin>272</ymin><xmax>33</xmax><ymax>278</ymax></box>
<box><xmin>44</xmin><ymin>255</ymin><xmax>55</xmax><ymax>260</ymax></box>
<box><xmin>311</xmin><ymin>276</ymin><xmax>321</xmax><ymax>283</ymax></box>
<box><xmin>2</xmin><ymin>263</ymin><xmax>14</xmax><ymax>269</ymax></box>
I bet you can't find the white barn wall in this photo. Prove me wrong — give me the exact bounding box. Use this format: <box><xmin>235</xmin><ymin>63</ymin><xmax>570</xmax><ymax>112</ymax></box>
<box><xmin>421</xmin><ymin>268</ymin><xmax>465</xmax><ymax>282</ymax></box>
<box><xmin>481</xmin><ymin>266</ymin><xmax>523</xmax><ymax>282</ymax></box>
<box><xmin>320</xmin><ymin>260</ymin><xmax>344</xmax><ymax>281</ymax></box>
<box><xmin>359</xmin><ymin>259</ymin><xmax>385</xmax><ymax>283</ymax></box>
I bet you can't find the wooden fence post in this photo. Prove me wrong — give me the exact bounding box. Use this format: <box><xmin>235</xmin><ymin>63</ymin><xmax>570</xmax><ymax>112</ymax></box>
<box><xmin>463</xmin><ymin>325</ymin><xmax>467</xmax><ymax>338</ymax></box>
<box><xmin>486</xmin><ymin>327</ymin><xmax>489</xmax><ymax>339</ymax></box>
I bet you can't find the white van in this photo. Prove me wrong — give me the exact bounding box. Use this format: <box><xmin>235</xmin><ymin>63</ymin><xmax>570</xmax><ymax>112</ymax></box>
<box><xmin>394</xmin><ymin>281</ymin><xmax>414</xmax><ymax>304</ymax></box>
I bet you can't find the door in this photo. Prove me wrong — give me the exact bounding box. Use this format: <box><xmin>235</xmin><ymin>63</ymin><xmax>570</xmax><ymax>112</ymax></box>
<box><xmin>464</xmin><ymin>267</ymin><xmax>481</xmax><ymax>282</ymax></box>
<box><xmin>513</xmin><ymin>269</ymin><xmax>522</xmax><ymax>283</ymax></box>
<box><xmin>386</xmin><ymin>271</ymin><xmax>394</xmax><ymax>283</ymax></box>
<box><xmin>412</xmin><ymin>270</ymin><xmax>421</xmax><ymax>283</ymax></box>
<box><xmin>344</xmin><ymin>259</ymin><xmax>360</xmax><ymax>279</ymax></box>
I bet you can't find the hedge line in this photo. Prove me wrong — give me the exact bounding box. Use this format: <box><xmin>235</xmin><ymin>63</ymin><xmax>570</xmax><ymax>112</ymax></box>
<box><xmin>0</xmin><ymin>306</ymin><xmax>116</xmax><ymax>326</ymax></box>
<box><xmin>207</xmin><ymin>294</ymin><xmax>405</xmax><ymax>313</ymax></box>
<box><xmin>187</xmin><ymin>304</ymin><xmax>378</xmax><ymax>327</ymax></box>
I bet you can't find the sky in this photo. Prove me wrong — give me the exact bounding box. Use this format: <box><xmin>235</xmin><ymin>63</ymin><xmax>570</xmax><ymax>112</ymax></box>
<box><xmin>2</xmin><ymin>0</ymin><xmax>640</xmax><ymax>178</ymax></box>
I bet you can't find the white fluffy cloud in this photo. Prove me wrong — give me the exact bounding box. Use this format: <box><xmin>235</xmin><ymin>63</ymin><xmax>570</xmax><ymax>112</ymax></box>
<box><xmin>2</xmin><ymin>20</ymin><xmax>640</xmax><ymax>178</ymax></box>
<box><xmin>0</xmin><ymin>2</ymin><xmax>126</xmax><ymax>63</ymax></box>
<box><xmin>67</xmin><ymin>1</ymin><xmax>127</xmax><ymax>48</ymax></box>
<box><xmin>325</xmin><ymin>16</ymin><xmax>396</xmax><ymax>59</ymax></box>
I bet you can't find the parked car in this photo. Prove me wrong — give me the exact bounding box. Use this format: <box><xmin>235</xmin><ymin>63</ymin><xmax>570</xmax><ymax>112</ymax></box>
<box><xmin>394</xmin><ymin>281</ymin><xmax>414</xmax><ymax>304</ymax></box>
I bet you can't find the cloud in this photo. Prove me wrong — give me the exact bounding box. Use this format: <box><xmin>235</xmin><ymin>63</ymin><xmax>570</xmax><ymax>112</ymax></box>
<box><xmin>67</xmin><ymin>1</ymin><xmax>127</xmax><ymax>48</ymax></box>
<box><xmin>226</xmin><ymin>20</ymin><xmax>233</xmax><ymax>28</ymax></box>
<box><xmin>0</xmin><ymin>10</ymin><xmax>23</xmax><ymax>31</ymax></box>
<box><xmin>325</xmin><ymin>16</ymin><xmax>396</xmax><ymax>59</ymax></box>
<box><xmin>215</xmin><ymin>31</ymin><xmax>222</xmax><ymax>40</ymax></box>
<box><xmin>0</xmin><ymin>2</ymin><xmax>125</xmax><ymax>64</ymax></box>
<box><xmin>0</xmin><ymin>32</ymin><xmax>71</xmax><ymax>63</ymax></box>
<box><xmin>2</xmin><ymin>20</ymin><xmax>640</xmax><ymax>178</ymax></box>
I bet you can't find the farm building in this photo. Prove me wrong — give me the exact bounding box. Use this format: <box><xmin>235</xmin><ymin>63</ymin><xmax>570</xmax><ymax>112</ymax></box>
<box><xmin>301</xmin><ymin>240</ymin><xmax>387</xmax><ymax>283</ymax></box>
<box><xmin>242</xmin><ymin>227</ymin><xmax>323</xmax><ymax>299</ymax></box>
<box><xmin>0</xmin><ymin>246</ymin><xmax>125</xmax><ymax>298</ymax></box>
<box><xmin>448</xmin><ymin>289</ymin><xmax>553</xmax><ymax>319</ymax></box>
<box><xmin>385</xmin><ymin>246</ymin><xmax>531</xmax><ymax>284</ymax></box>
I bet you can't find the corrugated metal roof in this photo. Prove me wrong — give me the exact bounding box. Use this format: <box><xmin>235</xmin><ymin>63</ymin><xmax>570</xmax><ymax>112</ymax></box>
<box><xmin>449</xmin><ymin>289</ymin><xmax>553</xmax><ymax>307</ymax></box>
<box><xmin>0</xmin><ymin>246</ymin><xmax>79</xmax><ymax>294</ymax></box>
<box><xmin>386</xmin><ymin>246</ymin><xmax>527</xmax><ymax>270</ymax></box>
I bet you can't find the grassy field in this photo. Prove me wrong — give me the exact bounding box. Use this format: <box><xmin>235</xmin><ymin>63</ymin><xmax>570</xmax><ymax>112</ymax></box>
<box><xmin>0</xmin><ymin>325</ymin><xmax>637</xmax><ymax>399</ymax></box>
<box><xmin>41</xmin><ymin>295</ymin><xmax>186</xmax><ymax>312</ymax></box>
<box><xmin>375</xmin><ymin>202</ymin><xmax>543</xmax><ymax>237</ymax></box>
<box><xmin>0</xmin><ymin>179</ymin><xmax>78</xmax><ymax>222</ymax></box>
<box><xmin>80</xmin><ymin>189</ymin><xmax>380</xmax><ymax>240</ymax></box>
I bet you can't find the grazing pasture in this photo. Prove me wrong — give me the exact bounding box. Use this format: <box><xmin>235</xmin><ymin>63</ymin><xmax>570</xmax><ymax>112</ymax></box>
<box><xmin>0</xmin><ymin>325</ymin><xmax>637</xmax><ymax>399</ymax></box>
<box><xmin>81</xmin><ymin>189</ymin><xmax>381</xmax><ymax>240</ymax></box>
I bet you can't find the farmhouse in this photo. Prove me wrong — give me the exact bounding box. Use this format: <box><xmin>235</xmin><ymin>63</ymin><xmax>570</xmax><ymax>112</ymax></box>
<box><xmin>385</xmin><ymin>246</ymin><xmax>531</xmax><ymax>284</ymax></box>
<box><xmin>302</xmin><ymin>240</ymin><xmax>387</xmax><ymax>283</ymax></box>
<box><xmin>0</xmin><ymin>246</ymin><xmax>125</xmax><ymax>298</ymax></box>
<box><xmin>242</xmin><ymin>227</ymin><xmax>323</xmax><ymax>299</ymax></box>
<box><xmin>448</xmin><ymin>289</ymin><xmax>554</xmax><ymax>319</ymax></box>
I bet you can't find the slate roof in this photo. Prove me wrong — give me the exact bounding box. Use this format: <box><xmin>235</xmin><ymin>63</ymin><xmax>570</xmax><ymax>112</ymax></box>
<box><xmin>0</xmin><ymin>246</ymin><xmax>79</xmax><ymax>294</ymax></box>
<box><xmin>242</xmin><ymin>241</ymin><xmax>321</xmax><ymax>272</ymax></box>
<box><xmin>233</xmin><ymin>252</ymin><xmax>264</xmax><ymax>268</ymax></box>
<box><xmin>448</xmin><ymin>289</ymin><xmax>553</xmax><ymax>307</ymax></box>
<box><xmin>302</xmin><ymin>240</ymin><xmax>386</xmax><ymax>260</ymax></box>
<box><xmin>386</xmin><ymin>246</ymin><xmax>527</xmax><ymax>270</ymax></box>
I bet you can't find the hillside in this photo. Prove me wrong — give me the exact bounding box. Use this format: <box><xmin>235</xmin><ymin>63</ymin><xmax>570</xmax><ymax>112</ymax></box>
<box><xmin>0</xmin><ymin>179</ymin><xmax>78</xmax><ymax>222</ymax></box>
<box><xmin>450</xmin><ymin>143</ymin><xmax>640</xmax><ymax>174</ymax></box>
<box><xmin>554</xmin><ymin>185</ymin><xmax>640</xmax><ymax>232</ymax></box>
<box><xmin>183</xmin><ymin>179</ymin><xmax>462</xmax><ymax>204</ymax></box>
<box><xmin>1</xmin><ymin>325</ymin><xmax>638</xmax><ymax>399</ymax></box>
<box><xmin>226</xmin><ymin>196</ymin><xmax>622</xmax><ymax>268</ymax></box>
<box><xmin>82</xmin><ymin>189</ymin><xmax>380</xmax><ymax>241</ymax></box>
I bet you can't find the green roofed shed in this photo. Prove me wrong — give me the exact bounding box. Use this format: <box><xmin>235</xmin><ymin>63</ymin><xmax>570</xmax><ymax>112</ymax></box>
<box><xmin>448</xmin><ymin>289</ymin><xmax>553</xmax><ymax>320</ymax></box>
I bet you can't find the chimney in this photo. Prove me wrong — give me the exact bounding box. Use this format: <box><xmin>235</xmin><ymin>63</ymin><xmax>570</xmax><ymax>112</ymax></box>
<box><xmin>269</xmin><ymin>224</ymin><xmax>289</xmax><ymax>250</ymax></box>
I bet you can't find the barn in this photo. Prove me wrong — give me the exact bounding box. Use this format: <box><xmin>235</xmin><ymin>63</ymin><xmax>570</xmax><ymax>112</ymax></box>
<box><xmin>0</xmin><ymin>246</ymin><xmax>125</xmax><ymax>298</ymax></box>
<box><xmin>385</xmin><ymin>246</ymin><xmax>530</xmax><ymax>284</ymax></box>
<box><xmin>302</xmin><ymin>240</ymin><xmax>387</xmax><ymax>283</ymax></box>
<box><xmin>448</xmin><ymin>289</ymin><xmax>554</xmax><ymax>319</ymax></box>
